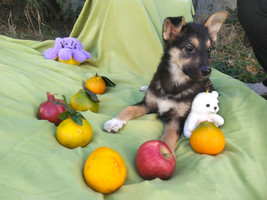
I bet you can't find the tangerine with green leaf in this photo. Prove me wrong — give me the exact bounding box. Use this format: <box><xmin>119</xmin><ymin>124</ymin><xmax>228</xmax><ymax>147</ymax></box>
<box><xmin>85</xmin><ymin>73</ymin><xmax>116</xmax><ymax>95</ymax></box>
<box><xmin>85</xmin><ymin>74</ymin><xmax>106</xmax><ymax>94</ymax></box>
<box><xmin>190</xmin><ymin>121</ymin><xmax>225</xmax><ymax>155</ymax></box>
<box><xmin>56</xmin><ymin>118</ymin><xmax>93</xmax><ymax>149</ymax></box>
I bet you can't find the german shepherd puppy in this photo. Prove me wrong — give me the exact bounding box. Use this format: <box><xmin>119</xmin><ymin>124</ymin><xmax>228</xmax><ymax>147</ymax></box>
<box><xmin>103</xmin><ymin>11</ymin><xmax>228</xmax><ymax>152</ymax></box>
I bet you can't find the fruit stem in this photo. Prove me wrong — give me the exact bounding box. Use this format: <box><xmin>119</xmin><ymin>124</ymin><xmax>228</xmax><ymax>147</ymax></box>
<box><xmin>46</xmin><ymin>92</ymin><xmax>56</xmax><ymax>100</ymax></box>
<box><xmin>162</xmin><ymin>152</ymin><xmax>172</xmax><ymax>158</ymax></box>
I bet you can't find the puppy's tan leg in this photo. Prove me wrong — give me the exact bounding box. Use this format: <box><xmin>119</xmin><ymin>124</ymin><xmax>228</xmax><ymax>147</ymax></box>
<box><xmin>160</xmin><ymin>120</ymin><xmax>180</xmax><ymax>153</ymax></box>
<box><xmin>103</xmin><ymin>104</ymin><xmax>149</xmax><ymax>133</ymax></box>
<box><xmin>116</xmin><ymin>105</ymin><xmax>148</xmax><ymax>121</ymax></box>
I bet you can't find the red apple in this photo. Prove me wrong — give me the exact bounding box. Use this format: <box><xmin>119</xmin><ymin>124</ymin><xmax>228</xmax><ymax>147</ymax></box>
<box><xmin>135</xmin><ymin>140</ymin><xmax>176</xmax><ymax>180</ymax></box>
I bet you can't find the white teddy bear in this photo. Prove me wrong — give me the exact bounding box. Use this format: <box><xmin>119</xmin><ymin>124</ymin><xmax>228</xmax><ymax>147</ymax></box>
<box><xmin>183</xmin><ymin>91</ymin><xmax>224</xmax><ymax>138</ymax></box>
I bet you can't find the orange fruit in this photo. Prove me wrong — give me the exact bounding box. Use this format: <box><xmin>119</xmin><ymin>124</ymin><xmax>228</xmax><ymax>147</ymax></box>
<box><xmin>85</xmin><ymin>74</ymin><xmax>106</xmax><ymax>94</ymax></box>
<box><xmin>56</xmin><ymin>118</ymin><xmax>93</xmax><ymax>149</ymax></box>
<box><xmin>69</xmin><ymin>89</ymin><xmax>99</xmax><ymax>112</ymax></box>
<box><xmin>190</xmin><ymin>121</ymin><xmax>225</xmax><ymax>155</ymax></box>
<box><xmin>83</xmin><ymin>147</ymin><xmax>127</xmax><ymax>194</ymax></box>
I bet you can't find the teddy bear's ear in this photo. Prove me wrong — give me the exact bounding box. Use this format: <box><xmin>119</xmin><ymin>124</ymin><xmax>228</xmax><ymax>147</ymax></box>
<box><xmin>211</xmin><ymin>91</ymin><xmax>219</xmax><ymax>98</ymax></box>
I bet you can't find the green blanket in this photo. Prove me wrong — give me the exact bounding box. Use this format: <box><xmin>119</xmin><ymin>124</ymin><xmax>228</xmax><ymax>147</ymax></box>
<box><xmin>1</xmin><ymin>0</ymin><xmax>267</xmax><ymax>199</ymax></box>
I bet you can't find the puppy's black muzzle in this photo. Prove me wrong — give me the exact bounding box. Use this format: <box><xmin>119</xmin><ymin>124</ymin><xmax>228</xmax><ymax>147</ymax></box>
<box><xmin>201</xmin><ymin>66</ymin><xmax>211</xmax><ymax>76</ymax></box>
<box><xmin>183</xmin><ymin>65</ymin><xmax>212</xmax><ymax>80</ymax></box>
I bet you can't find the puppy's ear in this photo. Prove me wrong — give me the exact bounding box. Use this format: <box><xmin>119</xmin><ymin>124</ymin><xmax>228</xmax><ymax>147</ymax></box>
<box><xmin>205</xmin><ymin>11</ymin><xmax>228</xmax><ymax>42</ymax></box>
<box><xmin>163</xmin><ymin>16</ymin><xmax>185</xmax><ymax>41</ymax></box>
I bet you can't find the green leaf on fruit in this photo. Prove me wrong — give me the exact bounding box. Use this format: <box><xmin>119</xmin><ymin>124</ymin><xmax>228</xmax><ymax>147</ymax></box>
<box><xmin>102</xmin><ymin>76</ymin><xmax>116</xmax><ymax>87</ymax></box>
<box><xmin>70</xmin><ymin>113</ymin><xmax>83</xmax><ymax>126</ymax></box>
<box><xmin>82</xmin><ymin>81</ymin><xmax>100</xmax><ymax>103</ymax></box>
<box><xmin>57</xmin><ymin>111</ymin><xmax>70</xmax><ymax>120</ymax></box>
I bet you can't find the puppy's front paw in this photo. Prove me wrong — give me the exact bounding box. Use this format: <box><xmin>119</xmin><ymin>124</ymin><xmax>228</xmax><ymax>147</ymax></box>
<box><xmin>103</xmin><ymin>118</ymin><xmax>127</xmax><ymax>133</ymax></box>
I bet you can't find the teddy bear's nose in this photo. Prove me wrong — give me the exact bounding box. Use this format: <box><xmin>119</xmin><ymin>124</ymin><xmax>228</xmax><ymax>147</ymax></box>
<box><xmin>214</xmin><ymin>106</ymin><xmax>217</xmax><ymax>110</ymax></box>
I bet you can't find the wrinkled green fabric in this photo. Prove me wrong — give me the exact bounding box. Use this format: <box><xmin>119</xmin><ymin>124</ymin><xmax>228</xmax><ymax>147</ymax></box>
<box><xmin>0</xmin><ymin>0</ymin><xmax>267</xmax><ymax>199</ymax></box>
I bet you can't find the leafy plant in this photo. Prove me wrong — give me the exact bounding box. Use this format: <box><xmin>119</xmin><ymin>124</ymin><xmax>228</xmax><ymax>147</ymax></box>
<box><xmin>211</xmin><ymin>8</ymin><xmax>266</xmax><ymax>83</ymax></box>
<box><xmin>27</xmin><ymin>0</ymin><xmax>85</xmax><ymax>22</ymax></box>
<box><xmin>0</xmin><ymin>0</ymin><xmax>85</xmax><ymax>40</ymax></box>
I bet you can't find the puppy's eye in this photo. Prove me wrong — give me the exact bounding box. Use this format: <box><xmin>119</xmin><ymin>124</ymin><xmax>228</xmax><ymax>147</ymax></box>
<box><xmin>206</xmin><ymin>104</ymin><xmax>210</xmax><ymax>107</ymax></box>
<box><xmin>185</xmin><ymin>45</ymin><xmax>193</xmax><ymax>52</ymax></box>
<box><xmin>208</xmin><ymin>48</ymin><xmax>212</xmax><ymax>52</ymax></box>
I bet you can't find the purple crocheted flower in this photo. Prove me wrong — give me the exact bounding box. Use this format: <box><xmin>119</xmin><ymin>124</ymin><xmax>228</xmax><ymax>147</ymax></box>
<box><xmin>43</xmin><ymin>37</ymin><xmax>91</xmax><ymax>64</ymax></box>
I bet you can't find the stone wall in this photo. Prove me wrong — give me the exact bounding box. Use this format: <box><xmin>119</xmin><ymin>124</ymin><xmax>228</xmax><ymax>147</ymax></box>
<box><xmin>192</xmin><ymin>0</ymin><xmax>237</xmax><ymax>21</ymax></box>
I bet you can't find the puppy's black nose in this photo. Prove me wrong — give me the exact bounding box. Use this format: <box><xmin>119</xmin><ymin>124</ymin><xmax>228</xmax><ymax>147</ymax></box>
<box><xmin>201</xmin><ymin>67</ymin><xmax>211</xmax><ymax>76</ymax></box>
